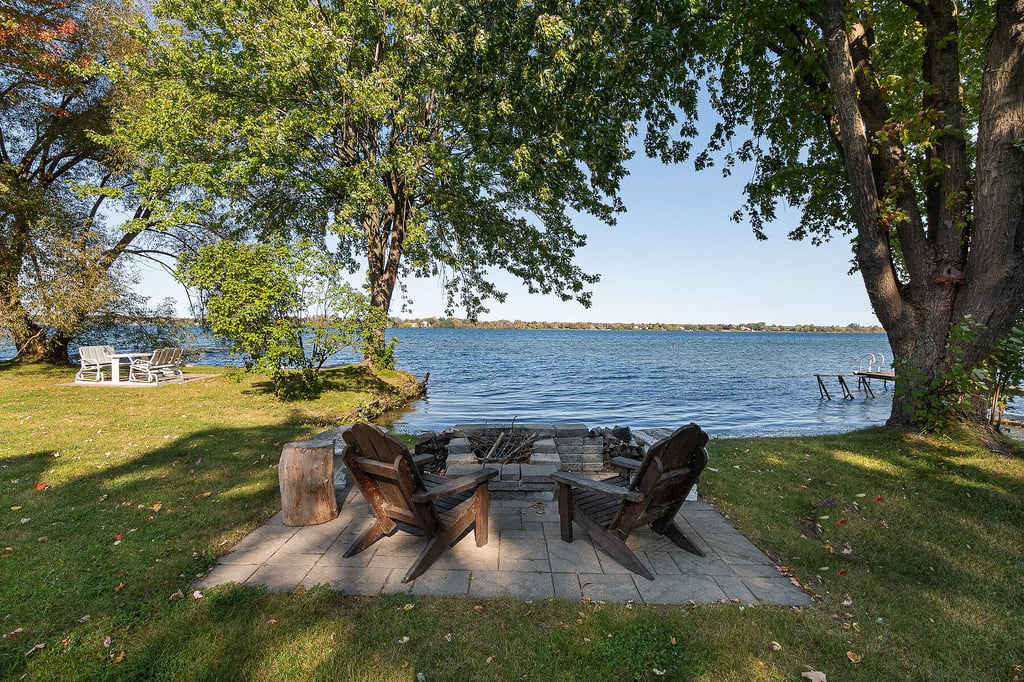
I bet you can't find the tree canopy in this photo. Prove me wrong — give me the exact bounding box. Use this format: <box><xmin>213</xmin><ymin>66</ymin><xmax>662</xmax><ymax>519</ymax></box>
<box><xmin>111</xmin><ymin>0</ymin><xmax>699</xmax><ymax>324</ymax></box>
<box><xmin>651</xmin><ymin>0</ymin><xmax>1024</xmax><ymax>428</ymax></box>
<box><xmin>0</xmin><ymin>0</ymin><xmax>185</xmax><ymax>361</ymax></box>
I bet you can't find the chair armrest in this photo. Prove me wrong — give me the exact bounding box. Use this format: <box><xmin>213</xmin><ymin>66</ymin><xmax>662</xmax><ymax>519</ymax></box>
<box><xmin>550</xmin><ymin>472</ymin><xmax>644</xmax><ymax>502</ymax></box>
<box><xmin>412</xmin><ymin>469</ymin><xmax>498</xmax><ymax>502</ymax></box>
<box><xmin>608</xmin><ymin>457</ymin><xmax>642</xmax><ymax>471</ymax></box>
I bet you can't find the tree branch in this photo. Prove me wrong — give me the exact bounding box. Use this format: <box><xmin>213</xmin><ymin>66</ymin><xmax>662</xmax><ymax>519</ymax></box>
<box><xmin>821</xmin><ymin>0</ymin><xmax>908</xmax><ymax>329</ymax></box>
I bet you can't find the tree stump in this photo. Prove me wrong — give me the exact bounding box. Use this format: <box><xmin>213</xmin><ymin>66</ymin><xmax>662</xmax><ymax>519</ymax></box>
<box><xmin>278</xmin><ymin>440</ymin><xmax>338</xmax><ymax>526</ymax></box>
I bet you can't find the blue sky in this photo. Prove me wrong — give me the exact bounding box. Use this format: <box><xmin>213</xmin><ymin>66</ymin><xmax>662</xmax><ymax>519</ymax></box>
<box><xmin>136</xmin><ymin>144</ymin><xmax>880</xmax><ymax>327</ymax></box>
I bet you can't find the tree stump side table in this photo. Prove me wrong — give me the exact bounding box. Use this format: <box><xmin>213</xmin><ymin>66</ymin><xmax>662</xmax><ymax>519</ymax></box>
<box><xmin>278</xmin><ymin>439</ymin><xmax>338</xmax><ymax>526</ymax></box>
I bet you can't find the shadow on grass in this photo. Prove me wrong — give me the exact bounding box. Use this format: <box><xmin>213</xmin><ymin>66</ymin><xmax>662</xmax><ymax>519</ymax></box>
<box><xmin>241</xmin><ymin>365</ymin><xmax>409</xmax><ymax>397</ymax></box>
<box><xmin>0</xmin><ymin>422</ymin><xmax>311</xmax><ymax>677</ymax></box>
<box><xmin>38</xmin><ymin>585</ymin><xmax>721</xmax><ymax>680</ymax></box>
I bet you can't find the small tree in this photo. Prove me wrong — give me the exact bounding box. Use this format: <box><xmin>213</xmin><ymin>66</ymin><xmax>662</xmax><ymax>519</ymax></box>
<box><xmin>179</xmin><ymin>239</ymin><xmax>386</xmax><ymax>399</ymax></box>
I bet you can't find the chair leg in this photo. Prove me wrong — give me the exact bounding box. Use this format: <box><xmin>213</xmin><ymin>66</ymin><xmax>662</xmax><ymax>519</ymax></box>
<box><xmin>557</xmin><ymin>483</ymin><xmax>574</xmax><ymax>542</ymax></box>
<box><xmin>587</xmin><ymin>529</ymin><xmax>655</xmax><ymax>580</ymax></box>
<box><xmin>656</xmin><ymin>520</ymin><xmax>705</xmax><ymax>557</ymax></box>
<box><xmin>474</xmin><ymin>487</ymin><xmax>490</xmax><ymax>547</ymax></box>
<box><xmin>343</xmin><ymin>519</ymin><xmax>392</xmax><ymax>557</ymax></box>
<box><xmin>403</xmin><ymin>533</ymin><xmax>450</xmax><ymax>583</ymax></box>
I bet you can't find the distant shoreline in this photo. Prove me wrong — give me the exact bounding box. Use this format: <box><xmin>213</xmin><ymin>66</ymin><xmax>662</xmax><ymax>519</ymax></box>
<box><xmin>389</xmin><ymin>318</ymin><xmax>884</xmax><ymax>333</ymax></box>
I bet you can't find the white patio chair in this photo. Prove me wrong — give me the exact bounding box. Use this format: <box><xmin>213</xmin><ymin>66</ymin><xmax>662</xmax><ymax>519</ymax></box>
<box><xmin>129</xmin><ymin>348</ymin><xmax>184</xmax><ymax>383</ymax></box>
<box><xmin>75</xmin><ymin>346</ymin><xmax>115</xmax><ymax>382</ymax></box>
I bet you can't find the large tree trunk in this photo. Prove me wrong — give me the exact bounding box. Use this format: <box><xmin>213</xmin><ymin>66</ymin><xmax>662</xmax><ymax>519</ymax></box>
<box><xmin>822</xmin><ymin>0</ymin><xmax>1024</xmax><ymax>428</ymax></box>
<box><xmin>361</xmin><ymin>175</ymin><xmax>410</xmax><ymax>361</ymax></box>
<box><xmin>13</xmin><ymin>318</ymin><xmax>74</xmax><ymax>363</ymax></box>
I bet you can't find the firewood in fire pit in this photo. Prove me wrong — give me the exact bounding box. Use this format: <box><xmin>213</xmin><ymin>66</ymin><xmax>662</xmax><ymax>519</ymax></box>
<box><xmin>468</xmin><ymin>427</ymin><xmax>538</xmax><ymax>464</ymax></box>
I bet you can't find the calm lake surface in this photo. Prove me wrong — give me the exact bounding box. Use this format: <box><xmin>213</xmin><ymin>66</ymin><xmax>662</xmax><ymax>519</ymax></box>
<box><xmin>379</xmin><ymin>329</ymin><xmax>894</xmax><ymax>437</ymax></box>
<box><xmin>3</xmin><ymin>328</ymin><xmax>896</xmax><ymax>438</ymax></box>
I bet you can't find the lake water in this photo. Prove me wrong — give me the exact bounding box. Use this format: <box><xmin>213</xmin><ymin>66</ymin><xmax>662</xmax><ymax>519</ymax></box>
<box><xmin>2</xmin><ymin>328</ymin><xmax>896</xmax><ymax>438</ymax></box>
<box><xmin>381</xmin><ymin>329</ymin><xmax>894</xmax><ymax>438</ymax></box>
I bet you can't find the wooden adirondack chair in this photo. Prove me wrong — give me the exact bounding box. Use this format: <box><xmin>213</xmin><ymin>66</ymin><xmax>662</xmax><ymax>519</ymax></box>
<box><xmin>551</xmin><ymin>423</ymin><xmax>709</xmax><ymax>580</ymax></box>
<box><xmin>341</xmin><ymin>422</ymin><xmax>499</xmax><ymax>583</ymax></box>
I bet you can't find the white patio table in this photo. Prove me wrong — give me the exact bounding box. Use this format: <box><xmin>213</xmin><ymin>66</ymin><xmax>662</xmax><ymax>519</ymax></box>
<box><xmin>108</xmin><ymin>353</ymin><xmax>151</xmax><ymax>384</ymax></box>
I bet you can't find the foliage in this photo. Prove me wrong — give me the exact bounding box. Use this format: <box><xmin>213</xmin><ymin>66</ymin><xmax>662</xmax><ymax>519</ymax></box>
<box><xmin>366</xmin><ymin>334</ymin><xmax>399</xmax><ymax>371</ymax></box>
<box><xmin>648</xmin><ymin>0</ymin><xmax>1024</xmax><ymax>428</ymax></box>
<box><xmin>0</xmin><ymin>0</ymin><xmax>193</xmax><ymax>361</ymax></box>
<box><xmin>74</xmin><ymin>291</ymin><xmax>197</xmax><ymax>357</ymax></box>
<box><xmin>178</xmin><ymin>238</ymin><xmax>385</xmax><ymax>398</ymax></box>
<box><xmin>985</xmin><ymin>321</ymin><xmax>1024</xmax><ymax>425</ymax></box>
<box><xmin>897</xmin><ymin>317</ymin><xmax>1024</xmax><ymax>431</ymax></box>
<box><xmin>109</xmin><ymin>0</ymin><xmax>699</xmax><ymax>320</ymax></box>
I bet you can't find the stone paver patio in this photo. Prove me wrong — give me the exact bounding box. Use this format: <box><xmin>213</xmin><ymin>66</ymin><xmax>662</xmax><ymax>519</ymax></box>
<box><xmin>198</xmin><ymin>487</ymin><xmax>812</xmax><ymax>606</ymax></box>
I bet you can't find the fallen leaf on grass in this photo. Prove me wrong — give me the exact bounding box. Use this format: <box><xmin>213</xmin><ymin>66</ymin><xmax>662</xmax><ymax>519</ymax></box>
<box><xmin>485</xmin><ymin>656</ymin><xmax>493</xmax><ymax>665</ymax></box>
<box><xmin>24</xmin><ymin>643</ymin><xmax>45</xmax><ymax>657</ymax></box>
<box><xmin>398</xmin><ymin>636</ymin><xmax>410</xmax><ymax>644</ymax></box>
<box><xmin>847</xmin><ymin>651</ymin><xmax>863</xmax><ymax>664</ymax></box>
<box><xmin>267</xmin><ymin>620</ymin><xmax>278</xmax><ymax>625</ymax></box>
<box><xmin>801</xmin><ymin>672</ymin><xmax>827</xmax><ymax>682</ymax></box>
<box><xmin>169</xmin><ymin>591</ymin><xmax>184</xmax><ymax>601</ymax></box>
<box><xmin>34</xmin><ymin>481</ymin><xmax>46</xmax><ymax>491</ymax></box>
<box><xmin>114</xmin><ymin>582</ymin><xmax>125</xmax><ymax>592</ymax></box>
<box><xmin>837</xmin><ymin>519</ymin><xmax>848</xmax><ymax>525</ymax></box>
<box><xmin>836</xmin><ymin>570</ymin><xmax>848</xmax><ymax>577</ymax></box>
<box><xmin>10</xmin><ymin>506</ymin><xmax>21</xmax><ymax>511</ymax></box>
<box><xmin>202</xmin><ymin>492</ymin><xmax>212</xmax><ymax>498</ymax></box>
<box><xmin>77</xmin><ymin>615</ymin><xmax>90</xmax><ymax>623</ymax></box>
<box><xmin>473</xmin><ymin>605</ymin><xmax>484</xmax><ymax>612</ymax></box>
<box><xmin>192</xmin><ymin>590</ymin><xmax>203</xmax><ymax>600</ymax></box>
<box><xmin>873</xmin><ymin>496</ymin><xmax>884</xmax><ymax>503</ymax></box>
<box><xmin>652</xmin><ymin>669</ymin><xmax>665</xmax><ymax>676</ymax></box>
<box><xmin>770</xmin><ymin>641</ymin><xmax>782</xmax><ymax>651</ymax></box>
<box><xmin>150</xmin><ymin>502</ymin><xmax>162</xmax><ymax>512</ymax></box>
<box><xmin>402</xmin><ymin>603</ymin><xmax>415</xmax><ymax>611</ymax></box>
<box><xmin>3</xmin><ymin>628</ymin><xmax>24</xmax><ymax>639</ymax></box>
<box><xmin>103</xmin><ymin>636</ymin><xmax>111</xmax><ymax>649</ymax></box>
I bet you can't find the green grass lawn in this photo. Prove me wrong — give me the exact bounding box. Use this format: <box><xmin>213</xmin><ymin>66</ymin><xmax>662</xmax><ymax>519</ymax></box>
<box><xmin>1</xmin><ymin>361</ymin><xmax>1022</xmax><ymax>680</ymax></box>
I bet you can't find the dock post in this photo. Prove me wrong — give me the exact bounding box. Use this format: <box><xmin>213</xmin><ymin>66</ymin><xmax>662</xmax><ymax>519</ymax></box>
<box><xmin>837</xmin><ymin>375</ymin><xmax>855</xmax><ymax>400</ymax></box>
<box><xmin>816</xmin><ymin>374</ymin><xmax>832</xmax><ymax>400</ymax></box>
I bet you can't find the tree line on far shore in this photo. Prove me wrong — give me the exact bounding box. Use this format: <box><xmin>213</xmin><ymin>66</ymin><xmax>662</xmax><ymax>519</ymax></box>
<box><xmin>390</xmin><ymin>319</ymin><xmax>884</xmax><ymax>333</ymax></box>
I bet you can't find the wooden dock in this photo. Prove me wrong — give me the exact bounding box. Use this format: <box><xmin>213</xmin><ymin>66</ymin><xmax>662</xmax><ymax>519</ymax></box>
<box><xmin>816</xmin><ymin>370</ymin><xmax>895</xmax><ymax>400</ymax></box>
<box><xmin>852</xmin><ymin>371</ymin><xmax>896</xmax><ymax>381</ymax></box>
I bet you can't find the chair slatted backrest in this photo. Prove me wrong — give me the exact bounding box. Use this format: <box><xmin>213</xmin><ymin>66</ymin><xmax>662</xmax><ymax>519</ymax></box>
<box><xmin>166</xmin><ymin>348</ymin><xmax>183</xmax><ymax>366</ymax></box>
<box><xmin>149</xmin><ymin>348</ymin><xmax>170</xmax><ymax>366</ymax></box>
<box><xmin>612</xmin><ymin>424</ymin><xmax>709</xmax><ymax>532</ymax></box>
<box><xmin>342</xmin><ymin>423</ymin><xmax>441</xmax><ymax>534</ymax></box>
<box><xmin>80</xmin><ymin>346</ymin><xmax>114</xmax><ymax>365</ymax></box>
